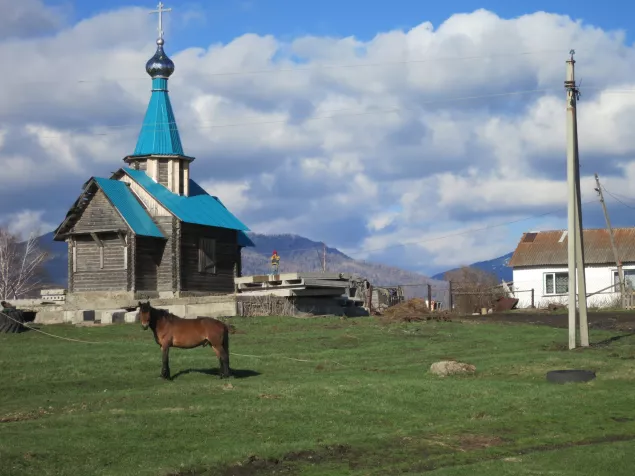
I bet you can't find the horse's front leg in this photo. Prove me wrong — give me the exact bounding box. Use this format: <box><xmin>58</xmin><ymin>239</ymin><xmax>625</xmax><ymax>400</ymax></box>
<box><xmin>161</xmin><ymin>345</ymin><xmax>171</xmax><ymax>380</ymax></box>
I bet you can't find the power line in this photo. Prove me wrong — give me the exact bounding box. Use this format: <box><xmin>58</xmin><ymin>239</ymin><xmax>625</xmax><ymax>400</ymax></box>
<box><xmin>6</xmin><ymin>49</ymin><xmax>565</xmax><ymax>87</ymax></box>
<box><xmin>245</xmin><ymin>199</ymin><xmax>600</xmax><ymax>259</ymax></box>
<box><xmin>602</xmin><ymin>186</ymin><xmax>635</xmax><ymax>210</ymax></box>
<box><xmin>32</xmin><ymin>87</ymin><xmax>558</xmax><ymax>138</ymax></box>
<box><xmin>31</xmin><ymin>87</ymin><xmax>625</xmax><ymax>140</ymax></box>
<box><xmin>601</xmin><ymin>187</ymin><xmax>635</xmax><ymax>203</ymax></box>
<box><xmin>17</xmin><ymin>84</ymin><xmax>635</xmax><ymax>140</ymax></box>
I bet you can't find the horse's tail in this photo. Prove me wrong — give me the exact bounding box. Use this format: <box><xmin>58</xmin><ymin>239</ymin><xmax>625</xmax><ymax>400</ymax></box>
<box><xmin>223</xmin><ymin>323</ymin><xmax>230</xmax><ymax>369</ymax></box>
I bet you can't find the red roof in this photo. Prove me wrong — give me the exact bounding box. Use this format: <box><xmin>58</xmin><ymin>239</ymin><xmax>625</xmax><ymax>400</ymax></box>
<box><xmin>508</xmin><ymin>228</ymin><xmax>635</xmax><ymax>267</ymax></box>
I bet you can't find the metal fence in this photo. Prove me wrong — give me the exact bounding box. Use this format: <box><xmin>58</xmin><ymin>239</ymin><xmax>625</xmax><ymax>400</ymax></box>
<box><xmin>366</xmin><ymin>283</ymin><xmax>451</xmax><ymax>313</ymax></box>
<box><xmin>369</xmin><ymin>279</ymin><xmax>635</xmax><ymax>313</ymax></box>
<box><xmin>370</xmin><ymin>281</ymin><xmax>538</xmax><ymax>314</ymax></box>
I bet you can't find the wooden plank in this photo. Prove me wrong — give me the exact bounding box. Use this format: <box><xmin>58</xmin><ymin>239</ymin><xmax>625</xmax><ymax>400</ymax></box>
<box><xmin>183</xmin><ymin>162</ymin><xmax>189</xmax><ymax>196</ymax></box>
<box><xmin>70</xmin><ymin>228</ymin><xmax>128</xmax><ymax>235</ymax></box>
<box><xmin>118</xmin><ymin>232</ymin><xmax>128</xmax><ymax>270</ymax></box>
<box><xmin>72</xmin><ymin>268</ymin><xmax>128</xmax><ymax>292</ymax></box>
<box><xmin>180</xmin><ymin>223</ymin><xmax>238</xmax><ymax>293</ymax></box>
<box><xmin>154</xmin><ymin>217</ymin><xmax>173</xmax><ymax>292</ymax></box>
<box><xmin>90</xmin><ymin>233</ymin><xmax>103</xmax><ymax>247</ymax></box>
<box><xmin>118</xmin><ymin>174</ymin><xmax>172</xmax><ymax>217</ymax></box>
<box><xmin>174</xmin><ymin>218</ymin><xmax>181</xmax><ymax>292</ymax></box>
<box><xmin>75</xmin><ymin>234</ymin><xmax>126</xmax><ymax>279</ymax></box>
<box><xmin>72</xmin><ymin>189</ymin><xmax>128</xmax><ymax>234</ymax></box>
<box><xmin>167</xmin><ymin>159</ymin><xmax>174</xmax><ymax>191</ymax></box>
<box><xmin>89</xmin><ymin>233</ymin><xmax>104</xmax><ymax>269</ymax></box>
<box><xmin>147</xmin><ymin>158</ymin><xmax>158</xmax><ymax>182</ymax></box>
<box><xmin>135</xmin><ymin>236</ymin><xmax>164</xmax><ymax>291</ymax></box>
<box><xmin>72</xmin><ymin>238</ymin><xmax>77</xmax><ymax>273</ymax></box>
<box><xmin>178</xmin><ymin>162</ymin><xmax>184</xmax><ymax>195</ymax></box>
<box><xmin>158</xmin><ymin>158</ymin><xmax>169</xmax><ymax>186</ymax></box>
<box><xmin>130</xmin><ymin>233</ymin><xmax>136</xmax><ymax>293</ymax></box>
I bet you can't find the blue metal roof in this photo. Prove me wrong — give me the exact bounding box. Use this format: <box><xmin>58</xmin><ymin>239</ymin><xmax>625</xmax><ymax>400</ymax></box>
<box><xmin>123</xmin><ymin>168</ymin><xmax>251</xmax><ymax>233</ymax></box>
<box><xmin>238</xmin><ymin>231</ymin><xmax>255</xmax><ymax>247</ymax></box>
<box><xmin>94</xmin><ymin>177</ymin><xmax>165</xmax><ymax>238</ymax></box>
<box><xmin>132</xmin><ymin>78</ymin><xmax>184</xmax><ymax>157</ymax></box>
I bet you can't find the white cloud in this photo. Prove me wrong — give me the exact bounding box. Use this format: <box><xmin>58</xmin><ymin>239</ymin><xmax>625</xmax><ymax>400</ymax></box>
<box><xmin>199</xmin><ymin>179</ymin><xmax>251</xmax><ymax>215</ymax></box>
<box><xmin>1</xmin><ymin>209</ymin><xmax>56</xmax><ymax>240</ymax></box>
<box><xmin>0</xmin><ymin>0</ymin><xmax>66</xmax><ymax>40</ymax></box>
<box><xmin>2</xmin><ymin>5</ymin><xmax>635</xmax><ymax>274</ymax></box>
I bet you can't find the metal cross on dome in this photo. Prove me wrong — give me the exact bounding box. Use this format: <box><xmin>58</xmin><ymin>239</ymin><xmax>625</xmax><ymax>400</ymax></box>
<box><xmin>149</xmin><ymin>1</ymin><xmax>172</xmax><ymax>40</ymax></box>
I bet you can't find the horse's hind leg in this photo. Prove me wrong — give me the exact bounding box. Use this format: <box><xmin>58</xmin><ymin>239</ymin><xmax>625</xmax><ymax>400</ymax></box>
<box><xmin>161</xmin><ymin>345</ymin><xmax>171</xmax><ymax>380</ymax></box>
<box><xmin>211</xmin><ymin>344</ymin><xmax>230</xmax><ymax>379</ymax></box>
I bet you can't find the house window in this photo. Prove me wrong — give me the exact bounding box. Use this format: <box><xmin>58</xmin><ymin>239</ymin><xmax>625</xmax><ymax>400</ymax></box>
<box><xmin>614</xmin><ymin>270</ymin><xmax>635</xmax><ymax>290</ymax></box>
<box><xmin>545</xmin><ymin>272</ymin><xmax>568</xmax><ymax>295</ymax></box>
<box><xmin>198</xmin><ymin>237</ymin><xmax>216</xmax><ymax>274</ymax></box>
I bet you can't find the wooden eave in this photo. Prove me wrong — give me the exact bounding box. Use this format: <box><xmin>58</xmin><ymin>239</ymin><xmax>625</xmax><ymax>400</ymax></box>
<box><xmin>53</xmin><ymin>178</ymin><xmax>134</xmax><ymax>241</ymax></box>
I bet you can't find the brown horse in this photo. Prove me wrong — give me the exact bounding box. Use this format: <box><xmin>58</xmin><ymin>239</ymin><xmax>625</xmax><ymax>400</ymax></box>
<box><xmin>136</xmin><ymin>301</ymin><xmax>231</xmax><ymax>380</ymax></box>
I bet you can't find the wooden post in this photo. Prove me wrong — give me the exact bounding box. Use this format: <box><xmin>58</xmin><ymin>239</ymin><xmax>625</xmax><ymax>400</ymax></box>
<box><xmin>90</xmin><ymin>233</ymin><xmax>104</xmax><ymax>269</ymax></box>
<box><xmin>448</xmin><ymin>280</ymin><xmax>454</xmax><ymax>311</ymax></box>
<box><xmin>118</xmin><ymin>232</ymin><xmax>127</xmax><ymax>270</ymax></box>
<box><xmin>531</xmin><ymin>288</ymin><xmax>535</xmax><ymax>309</ymax></box>
<box><xmin>72</xmin><ymin>238</ymin><xmax>77</xmax><ymax>273</ymax></box>
<box><xmin>427</xmin><ymin>283</ymin><xmax>432</xmax><ymax>311</ymax></box>
<box><xmin>130</xmin><ymin>234</ymin><xmax>136</xmax><ymax>293</ymax></box>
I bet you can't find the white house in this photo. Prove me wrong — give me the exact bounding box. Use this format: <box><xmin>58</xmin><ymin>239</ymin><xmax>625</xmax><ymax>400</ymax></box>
<box><xmin>508</xmin><ymin>228</ymin><xmax>635</xmax><ymax>308</ymax></box>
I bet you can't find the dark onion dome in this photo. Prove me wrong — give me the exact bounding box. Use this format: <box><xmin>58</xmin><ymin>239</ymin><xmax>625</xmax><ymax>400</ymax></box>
<box><xmin>145</xmin><ymin>38</ymin><xmax>175</xmax><ymax>78</ymax></box>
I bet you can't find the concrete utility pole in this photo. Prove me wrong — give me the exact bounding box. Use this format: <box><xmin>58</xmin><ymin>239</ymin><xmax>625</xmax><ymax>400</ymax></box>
<box><xmin>322</xmin><ymin>243</ymin><xmax>327</xmax><ymax>272</ymax></box>
<box><xmin>565</xmin><ymin>50</ymin><xmax>589</xmax><ymax>349</ymax></box>
<box><xmin>594</xmin><ymin>173</ymin><xmax>625</xmax><ymax>306</ymax></box>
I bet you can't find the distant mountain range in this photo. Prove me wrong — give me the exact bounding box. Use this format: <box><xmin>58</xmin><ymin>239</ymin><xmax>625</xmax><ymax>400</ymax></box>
<box><xmin>431</xmin><ymin>252</ymin><xmax>514</xmax><ymax>282</ymax></box>
<box><xmin>34</xmin><ymin>231</ymin><xmax>514</xmax><ymax>294</ymax></box>
<box><xmin>35</xmin><ymin>231</ymin><xmax>446</xmax><ymax>289</ymax></box>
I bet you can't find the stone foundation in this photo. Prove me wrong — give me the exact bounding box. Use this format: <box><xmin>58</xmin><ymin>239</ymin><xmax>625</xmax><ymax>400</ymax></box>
<box><xmin>14</xmin><ymin>294</ymin><xmax>239</xmax><ymax>325</ymax></box>
<box><xmin>10</xmin><ymin>291</ymin><xmax>368</xmax><ymax>326</ymax></box>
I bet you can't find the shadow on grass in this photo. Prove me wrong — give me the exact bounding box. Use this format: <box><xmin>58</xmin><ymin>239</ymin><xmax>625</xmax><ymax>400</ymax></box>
<box><xmin>592</xmin><ymin>332</ymin><xmax>635</xmax><ymax>347</ymax></box>
<box><xmin>171</xmin><ymin>368</ymin><xmax>261</xmax><ymax>380</ymax></box>
<box><xmin>543</xmin><ymin>332</ymin><xmax>635</xmax><ymax>352</ymax></box>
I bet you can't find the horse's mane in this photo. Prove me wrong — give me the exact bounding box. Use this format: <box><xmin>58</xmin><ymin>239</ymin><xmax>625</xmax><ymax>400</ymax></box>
<box><xmin>145</xmin><ymin>304</ymin><xmax>230</xmax><ymax>328</ymax></box>
<box><xmin>150</xmin><ymin>306</ymin><xmax>182</xmax><ymax>321</ymax></box>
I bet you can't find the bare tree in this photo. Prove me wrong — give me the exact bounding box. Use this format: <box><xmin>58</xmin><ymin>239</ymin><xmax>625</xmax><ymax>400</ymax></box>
<box><xmin>0</xmin><ymin>227</ymin><xmax>49</xmax><ymax>300</ymax></box>
<box><xmin>445</xmin><ymin>266</ymin><xmax>503</xmax><ymax>314</ymax></box>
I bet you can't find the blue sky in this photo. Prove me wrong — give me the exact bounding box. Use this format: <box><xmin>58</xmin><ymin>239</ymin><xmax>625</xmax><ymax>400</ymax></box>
<box><xmin>1</xmin><ymin>0</ymin><xmax>635</xmax><ymax>276</ymax></box>
<box><xmin>52</xmin><ymin>0</ymin><xmax>634</xmax><ymax>48</ymax></box>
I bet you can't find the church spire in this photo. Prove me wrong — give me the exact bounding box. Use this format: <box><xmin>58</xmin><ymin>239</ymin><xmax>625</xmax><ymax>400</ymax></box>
<box><xmin>132</xmin><ymin>2</ymin><xmax>184</xmax><ymax>157</ymax></box>
<box><xmin>126</xmin><ymin>2</ymin><xmax>193</xmax><ymax>196</ymax></box>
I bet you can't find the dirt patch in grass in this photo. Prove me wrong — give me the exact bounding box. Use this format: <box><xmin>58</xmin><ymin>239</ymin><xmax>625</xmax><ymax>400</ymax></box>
<box><xmin>410</xmin><ymin>433</ymin><xmax>635</xmax><ymax>473</ymax></box>
<box><xmin>456</xmin><ymin>434</ymin><xmax>506</xmax><ymax>450</ymax></box>
<box><xmin>209</xmin><ymin>434</ymin><xmax>508</xmax><ymax>476</ymax></box>
<box><xmin>215</xmin><ymin>444</ymin><xmax>353</xmax><ymax>476</ymax></box>
<box><xmin>207</xmin><ymin>433</ymin><xmax>508</xmax><ymax>476</ymax></box>
<box><xmin>257</xmin><ymin>394</ymin><xmax>281</xmax><ymax>400</ymax></box>
<box><xmin>0</xmin><ymin>408</ymin><xmax>50</xmax><ymax>423</ymax></box>
<box><xmin>361</xmin><ymin>367</ymin><xmax>388</xmax><ymax>373</ymax></box>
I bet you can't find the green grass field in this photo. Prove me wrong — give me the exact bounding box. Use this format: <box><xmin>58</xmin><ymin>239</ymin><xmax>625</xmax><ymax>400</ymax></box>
<box><xmin>2</xmin><ymin>316</ymin><xmax>635</xmax><ymax>475</ymax></box>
